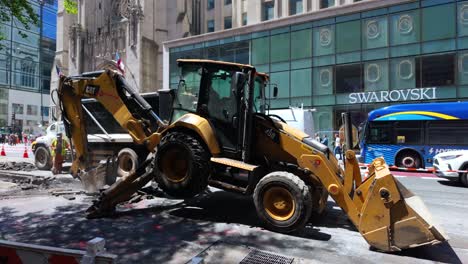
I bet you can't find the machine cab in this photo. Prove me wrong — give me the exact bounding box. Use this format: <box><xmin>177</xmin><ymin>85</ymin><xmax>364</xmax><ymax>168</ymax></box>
<box><xmin>171</xmin><ymin>59</ymin><xmax>268</xmax><ymax>160</ymax></box>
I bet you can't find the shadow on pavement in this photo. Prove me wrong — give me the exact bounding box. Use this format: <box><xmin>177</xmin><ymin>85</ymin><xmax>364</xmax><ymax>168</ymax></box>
<box><xmin>438</xmin><ymin>180</ymin><xmax>466</xmax><ymax>188</ymax></box>
<box><xmin>388</xmin><ymin>242</ymin><xmax>462</xmax><ymax>264</ymax></box>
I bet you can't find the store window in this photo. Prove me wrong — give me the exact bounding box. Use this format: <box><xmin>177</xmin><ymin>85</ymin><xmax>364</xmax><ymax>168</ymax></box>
<box><xmin>335</xmin><ymin>64</ymin><xmax>363</xmax><ymax>93</ymax></box>
<box><xmin>27</xmin><ymin>105</ymin><xmax>38</xmax><ymax>116</ymax></box>
<box><xmin>290</xmin><ymin>68</ymin><xmax>312</xmax><ymax>106</ymax></box>
<box><xmin>458</xmin><ymin>2</ymin><xmax>468</xmax><ymax>36</ymax></box>
<box><xmin>13</xmin><ymin>103</ymin><xmax>24</xmax><ymax>114</ymax></box>
<box><xmin>362</xmin><ymin>16</ymin><xmax>388</xmax><ymax>49</ymax></box>
<box><xmin>271</xmin><ymin>33</ymin><xmax>290</xmax><ymax>62</ymax></box>
<box><xmin>458</xmin><ymin>51</ymin><xmax>468</xmax><ymax>85</ymax></box>
<box><xmin>313</xmin><ymin>25</ymin><xmax>335</xmax><ymax>56</ymax></box>
<box><xmin>207</xmin><ymin>0</ymin><xmax>214</xmax><ymax>10</ymax></box>
<box><xmin>252</xmin><ymin>37</ymin><xmax>270</xmax><ymax>65</ymax></box>
<box><xmin>416</xmin><ymin>54</ymin><xmax>455</xmax><ymax>87</ymax></box>
<box><xmin>336</xmin><ymin>21</ymin><xmax>361</xmax><ymax>53</ymax></box>
<box><xmin>390</xmin><ymin>11</ymin><xmax>420</xmax><ymax>46</ymax></box>
<box><xmin>390</xmin><ymin>57</ymin><xmax>416</xmax><ymax>90</ymax></box>
<box><xmin>41</xmin><ymin>106</ymin><xmax>49</xmax><ymax>117</ymax></box>
<box><xmin>320</xmin><ymin>0</ymin><xmax>335</xmax><ymax>9</ymax></box>
<box><xmin>290</xmin><ymin>0</ymin><xmax>303</xmax><ymax>15</ymax></box>
<box><xmin>364</xmin><ymin>60</ymin><xmax>388</xmax><ymax>91</ymax></box>
<box><xmin>270</xmin><ymin>71</ymin><xmax>290</xmax><ymax>108</ymax></box>
<box><xmin>225</xmin><ymin>0</ymin><xmax>231</xmax><ymax>5</ymax></box>
<box><xmin>314</xmin><ymin>67</ymin><xmax>334</xmax><ymax>95</ymax></box>
<box><xmin>263</xmin><ymin>1</ymin><xmax>274</xmax><ymax>21</ymax></box>
<box><xmin>224</xmin><ymin>16</ymin><xmax>232</xmax><ymax>29</ymax></box>
<box><xmin>291</xmin><ymin>29</ymin><xmax>312</xmax><ymax>60</ymax></box>
<box><xmin>422</xmin><ymin>4</ymin><xmax>455</xmax><ymax>42</ymax></box>
<box><xmin>207</xmin><ymin>20</ymin><xmax>214</xmax><ymax>32</ymax></box>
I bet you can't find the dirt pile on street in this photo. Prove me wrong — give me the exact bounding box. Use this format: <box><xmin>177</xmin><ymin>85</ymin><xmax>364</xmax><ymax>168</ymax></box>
<box><xmin>0</xmin><ymin>162</ymin><xmax>37</xmax><ymax>171</ymax></box>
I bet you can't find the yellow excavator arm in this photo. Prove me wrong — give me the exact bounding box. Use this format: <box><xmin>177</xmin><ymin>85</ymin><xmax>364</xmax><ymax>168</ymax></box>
<box><xmin>58</xmin><ymin>70</ymin><xmax>164</xmax><ymax>176</ymax></box>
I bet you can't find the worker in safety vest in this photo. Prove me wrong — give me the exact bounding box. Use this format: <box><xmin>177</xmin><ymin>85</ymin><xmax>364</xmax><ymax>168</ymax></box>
<box><xmin>51</xmin><ymin>133</ymin><xmax>69</xmax><ymax>175</ymax></box>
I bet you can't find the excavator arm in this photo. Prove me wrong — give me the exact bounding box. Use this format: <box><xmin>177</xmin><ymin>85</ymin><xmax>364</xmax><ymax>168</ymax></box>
<box><xmin>58</xmin><ymin>70</ymin><xmax>165</xmax><ymax>177</ymax></box>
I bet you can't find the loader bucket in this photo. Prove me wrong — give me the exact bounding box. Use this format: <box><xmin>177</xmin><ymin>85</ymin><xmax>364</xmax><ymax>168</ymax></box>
<box><xmin>357</xmin><ymin>158</ymin><xmax>448</xmax><ymax>252</ymax></box>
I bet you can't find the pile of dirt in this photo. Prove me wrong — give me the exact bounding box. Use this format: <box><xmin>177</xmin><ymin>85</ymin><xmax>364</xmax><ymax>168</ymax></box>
<box><xmin>0</xmin><ymin>162</ymin><xmax>37</xmax><ymax>171</ymax></box>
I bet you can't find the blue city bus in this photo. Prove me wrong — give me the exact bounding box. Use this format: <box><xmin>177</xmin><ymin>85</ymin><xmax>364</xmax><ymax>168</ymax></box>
<box><xmin>360</xmin><ymin>102</ymin><xmax>468</xmax><ymax>169</ymax></box>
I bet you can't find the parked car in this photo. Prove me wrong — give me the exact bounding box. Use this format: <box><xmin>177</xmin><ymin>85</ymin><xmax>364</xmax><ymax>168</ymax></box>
<box><xmin>433</xmin><ymin>150</ymin><xmax>468</xmax><ymax>187</ymax></box>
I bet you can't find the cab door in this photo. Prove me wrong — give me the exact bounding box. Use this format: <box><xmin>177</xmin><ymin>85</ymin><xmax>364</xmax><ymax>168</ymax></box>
<box><xmin>203</xmin><ymin>68</ymin><xmax>242</xmax><ymax>158</ymax></box>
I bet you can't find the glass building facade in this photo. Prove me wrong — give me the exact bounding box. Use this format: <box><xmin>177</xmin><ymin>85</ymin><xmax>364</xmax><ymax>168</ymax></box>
<box><xmin>168</xmin><ymin>0</ymin><xmax>468</xmax><ymax>138</ymax></box>
<box><xmin>0</xmin><ymin>0</ymin><xmax>57</xmax><ymax>132</ymax></box>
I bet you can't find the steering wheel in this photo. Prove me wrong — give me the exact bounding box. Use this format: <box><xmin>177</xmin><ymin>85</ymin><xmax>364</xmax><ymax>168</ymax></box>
<box><xmin>268</xmin><ymin>114</ymin><xmax>287</xmax><ymax>123</ymax></box>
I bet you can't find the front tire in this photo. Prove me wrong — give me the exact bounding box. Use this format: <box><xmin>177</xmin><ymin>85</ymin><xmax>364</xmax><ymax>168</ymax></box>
<box><xmin>460</xmin><ymin>165</ymin><xmax>468</xmax><ymax>187</ymax></box>
<box><xmin>253</xmin><ymin>172</ymin><xmax>312</xmax><ymax>233</ymax></box>
<box><xmin>154</xmin><ymin>132</ymin><xmax>210</xmax><ymax>198</ymax></box>
<box><xmin>35</xmin><ymin>146</ymin><xmax>52</xmax><ymax>170</ymax></box>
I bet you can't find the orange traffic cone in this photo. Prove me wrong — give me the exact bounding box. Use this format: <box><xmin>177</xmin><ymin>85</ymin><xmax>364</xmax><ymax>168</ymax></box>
<box><xmin>23</xmin><ymin>147</ymin><xmax>29</xmax><ymax>158</ymax></box>
<box><xmin>1</xmin><ymin>145</ymin><xmax>5</xmax><ymax>156</ymax></box>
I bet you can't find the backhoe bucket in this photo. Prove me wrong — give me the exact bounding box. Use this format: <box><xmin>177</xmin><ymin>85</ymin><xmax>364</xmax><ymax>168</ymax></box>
<box><xmin>356</xmin><ymin>158</ymin><xmax>448</xmax><ymax>252</ymax></box>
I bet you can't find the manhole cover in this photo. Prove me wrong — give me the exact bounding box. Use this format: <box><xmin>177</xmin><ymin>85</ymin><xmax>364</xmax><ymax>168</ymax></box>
<box><xmin>240</xmin><ymin>249</ymin><xmax>294</xmax><ymax>264</ymax></box>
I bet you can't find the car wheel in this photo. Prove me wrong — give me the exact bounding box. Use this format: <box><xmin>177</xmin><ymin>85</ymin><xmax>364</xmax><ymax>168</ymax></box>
<box><xmin>34</xmin><ymin>146</ymin><xmax>52</xmax><ymax>170</ymax></box>
<box><xmin>460</xmin><ymin>166</ymin><xmax>468</xmax><ymax>187</ymax></box>
<box><xmin>117</xmin><ymin>148</ymin><xmax>139</xmax><ymax>178</ymax></box>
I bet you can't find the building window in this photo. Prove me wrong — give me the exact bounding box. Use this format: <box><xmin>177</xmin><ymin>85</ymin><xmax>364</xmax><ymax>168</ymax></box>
<box><xmin>207</xmin><ymin>0</ymin><xmax>214</xmax><ymax>10</ymax></box>
<box><xmin>13</xmin><ymin>103</ymin><xmax>24</xmax><ymax>115</ymax></box>
<box><xmin>263</xmin><ymin>1</ymin><xmax>274</xmax><ymax>21</ymax></box>
<box><xmin>41</xmin><ymin>106</ymin><xmax>50</xmax><ymax>117</ymax></box>
<box><xmin>242</xmin><ymin>13</ymin><xmax>247</xmax><ymax>26</ymax></box>
<box><xmin>207</xmin><ymin>20</ymin><xmax>215</xmax><ymax>32</ymax></box>
<box><xmin>225</xmin><ymin>0</ymin><xmax>232</xmax><ymax>5</ymax></box>
<box><xmin>224</xmin><ymin>16</ymin><xmax>232</xmax><ymax>29</ymax></box>
<box><xmin>290</xmin><ymin>0</ymin><xmax>303</xmax><ymax>15</ymax></box>
<box><xmin>27</xmin><ymin>105</ymin><xmax>38</xmax><ymax>116</ymax></box>
<box><xmin>335</xmin><ymin>64</ymin><xmax>363</xmax><ymax>93</ymax></box>
<box><xmin>320</xmin><ymin>0</ymin><xmax>335</xmax><ymax>9</ymax></box>
<box><xmin>416</xmin><ymin>54</ymin><xmax>455</xmax><ymax>87</ymax></box>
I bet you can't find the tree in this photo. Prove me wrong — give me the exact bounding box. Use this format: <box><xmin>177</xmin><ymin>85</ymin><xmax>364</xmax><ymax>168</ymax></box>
<box><xmin>0</xmin><ymin>0</ymin><xmax>40</xmax><ymax>42</ymax></box>
<box><xmin>64</xmin><ymin>0</ymin><xmax>77</xmax><ymax>14</ymax></box>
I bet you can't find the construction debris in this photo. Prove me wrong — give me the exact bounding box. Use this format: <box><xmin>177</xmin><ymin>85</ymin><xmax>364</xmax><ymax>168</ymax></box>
<box><xmin>0</xmin><ymin>162</ymin><xmax>37</xmax><ymax>172</ymax></box>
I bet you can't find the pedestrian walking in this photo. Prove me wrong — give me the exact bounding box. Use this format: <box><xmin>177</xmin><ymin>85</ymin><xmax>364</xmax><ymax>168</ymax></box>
<box><xmin>321</xmin><ymin>134</ymin><xmax>328</xmax><ymax>147</ymax></box>
<box><xmin>51</xmin><ymin>133</ymin><xmax>70</xmax><ymax>175</ymax></box>
<box><xmin>314</xmin><ymin>133</ymin><xmax>321</xmax><ymax>142</ymax></box>
<box><xmin>334</xmin><ymin>133</ymin><xmax>342</xmax><ymax>160</ymax></box>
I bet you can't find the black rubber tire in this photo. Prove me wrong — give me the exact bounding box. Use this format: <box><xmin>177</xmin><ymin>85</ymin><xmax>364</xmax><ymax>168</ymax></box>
<box><xmin>154</xmin><ymin>132</ymin><xmax>210</xmax><ymax>198</ymax></box>
<box><xmin>396</xmin><ymin>151</ymin><xmax>421</xmax><ymax>169</ymax></box>
<box><xmin>253</xmin><ymin>172</ymin><xmax>312</xmax><ymax>233</ymax></box>
<box><xmin>460</xmin><ymin>165</ymin><xmax>468</xmax><ymax>187</ymax></box>
<box><xmin>117</xmin><ymin>148</ymin><xmax>139</xmax><ymax>178</ymax></box>
<box><xmin>34</xmin><ymin>146</ymin><xmax>52</xmax><ymax>170</ymax></box>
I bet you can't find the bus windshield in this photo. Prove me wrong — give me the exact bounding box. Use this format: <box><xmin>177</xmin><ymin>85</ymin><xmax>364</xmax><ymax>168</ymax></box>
<box><xmin>360</xmin><ymin>102</ymin><xmax>468</xmax><ymax>169</ymax></box>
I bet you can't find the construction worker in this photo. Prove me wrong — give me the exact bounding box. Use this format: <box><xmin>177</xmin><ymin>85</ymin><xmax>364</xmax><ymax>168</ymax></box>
<box><xmin>51</xmin><ymin>133</ymin><xmax>69</xmax><ymax>175</ymax></box>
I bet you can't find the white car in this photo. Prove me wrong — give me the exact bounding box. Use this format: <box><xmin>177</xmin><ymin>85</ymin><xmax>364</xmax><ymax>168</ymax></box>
<box><xmin>433</xmin><ymin>150</ymin><xmax>468</xmax><ymax>187</ymax></box>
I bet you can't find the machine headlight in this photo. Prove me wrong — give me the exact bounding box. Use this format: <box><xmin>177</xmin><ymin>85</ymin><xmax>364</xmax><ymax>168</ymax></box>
<box><xmin>440</xmin><ymin>154</ymin><xmax>462</xmax><ymax>160</ymax></box>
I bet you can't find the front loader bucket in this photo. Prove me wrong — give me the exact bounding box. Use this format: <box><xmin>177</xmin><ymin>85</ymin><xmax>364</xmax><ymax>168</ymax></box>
<box><xmin>356</xmin><ymin>158</ymin><xmax>448</xmax><ymax>252</ymax></box>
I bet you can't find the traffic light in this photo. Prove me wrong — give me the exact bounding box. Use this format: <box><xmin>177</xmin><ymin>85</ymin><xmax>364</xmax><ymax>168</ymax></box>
<box><xmin>11</xmin><ymin>113</ymin><xmax>15</xmax><ymax>121</ymax></box>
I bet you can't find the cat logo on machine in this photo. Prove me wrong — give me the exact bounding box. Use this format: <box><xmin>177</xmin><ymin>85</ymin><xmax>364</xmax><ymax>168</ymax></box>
<box><xmin>264</xmin><ymin>128</ymin><xmax>279</xmax><ymax>144</ymax></box>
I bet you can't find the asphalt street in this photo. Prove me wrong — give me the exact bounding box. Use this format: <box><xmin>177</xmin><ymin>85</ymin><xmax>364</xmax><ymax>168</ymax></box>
<box><xmin>0</xmin><ymin>170</ymin><xmax>467</xmax><ymax>264</ymax></box>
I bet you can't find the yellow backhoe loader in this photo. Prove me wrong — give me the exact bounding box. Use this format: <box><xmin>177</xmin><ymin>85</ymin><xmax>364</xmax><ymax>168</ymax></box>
<box><xmin>57</xmin><ymin>59</ymin><xmax>447</xmax><ymax>252</ymax></box>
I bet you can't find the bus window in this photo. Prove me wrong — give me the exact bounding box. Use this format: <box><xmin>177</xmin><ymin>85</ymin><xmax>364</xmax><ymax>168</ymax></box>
<box><xmin>428</xmin><ymin>121</ymin><xmax>468</xmax><ymax>145</ymax></box>
<box><xmin>367</xmin><ymin>122</ymin><xmax>392</xmax><ymax>144</ymax></box>
<box><xmin>394</xmin><ymin>121</ymin><xmax>422</xmax><ymax>145</ymax></box>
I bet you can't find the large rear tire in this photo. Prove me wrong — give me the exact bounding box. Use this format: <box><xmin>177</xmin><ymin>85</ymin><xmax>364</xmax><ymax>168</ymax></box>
<box><xmin>253</xmin><ymin>172</ymin><xmax>312</xmax><ymax>233</ymax></box>
<box><xmin>154</xmin><ymin>132</ymin><xmax>210</xmax><ymax>198</ymax></box>
<box><xmin>34</xmin><ymin>146</ymin><xmax>52</xmax><ymax>170</ymax></box>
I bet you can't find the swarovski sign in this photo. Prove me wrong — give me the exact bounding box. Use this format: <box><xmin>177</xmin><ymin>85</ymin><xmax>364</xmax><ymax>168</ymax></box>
<box><xmin>349</xmin><ymin>87</ymin><xmax>437</xmax><ymax>104</ymax></box>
